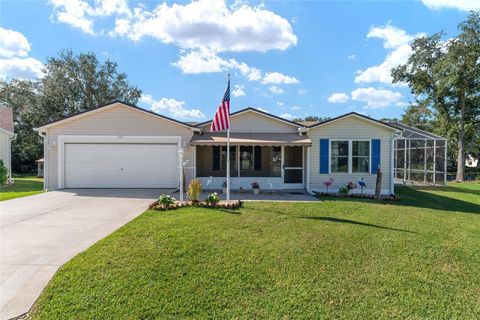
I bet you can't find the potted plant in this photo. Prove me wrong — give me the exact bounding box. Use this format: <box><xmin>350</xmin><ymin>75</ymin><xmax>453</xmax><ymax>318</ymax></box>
<box><xmin>337</xmin><ymin>186</ymin><xmax>349</xmax><ymax>197</ymax></box>
<box><xmin>222</xmin><ymin>180</ymin><xmax>227</xmax><ymax>194</ymax></box>
<box><xmin>251</xmin><ymin>182</ymin><xmax>260</xmax><ymax>195</ymax></box>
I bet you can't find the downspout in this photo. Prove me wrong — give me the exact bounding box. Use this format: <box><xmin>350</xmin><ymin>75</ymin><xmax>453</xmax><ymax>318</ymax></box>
<box><xmin>37</xmin><ymin>131</ymin><xmax>48</xmax><ymax>191</ymax></box>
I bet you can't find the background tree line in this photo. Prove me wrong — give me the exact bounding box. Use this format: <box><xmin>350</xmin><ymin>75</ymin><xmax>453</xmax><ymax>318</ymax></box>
<box><xmin>0</xmin><ymin>50</ymin><xmax>141</xmax><ymax>172</ymax></box>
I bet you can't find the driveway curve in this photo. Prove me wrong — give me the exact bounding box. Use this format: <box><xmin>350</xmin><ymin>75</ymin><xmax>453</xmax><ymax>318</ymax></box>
<box><xmin>0</xmin><ymin>189</ymin><xmax>165</xmax><ymax>320</ymax></box>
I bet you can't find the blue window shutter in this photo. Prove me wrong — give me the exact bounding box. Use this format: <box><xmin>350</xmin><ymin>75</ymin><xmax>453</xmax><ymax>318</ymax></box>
<box><xmin>371</xmin><ymin>139</ymin><xmax>381</xmax><ymax>174</ymax></box>
<box><xmin>320</xmin><ymin>139</ymin><xmax>329</xmax><ymax>174</ymax></box>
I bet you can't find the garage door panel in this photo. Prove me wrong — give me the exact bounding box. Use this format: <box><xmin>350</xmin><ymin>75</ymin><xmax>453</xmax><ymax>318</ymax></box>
<box><xmin>65</xmin><ymin>143</ymin><xmax>178</xmax><ymax>188</ymax></box>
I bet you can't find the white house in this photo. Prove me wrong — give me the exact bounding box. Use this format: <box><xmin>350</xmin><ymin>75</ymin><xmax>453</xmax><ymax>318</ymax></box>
<box><xmin>34</xmin><ymin>101</ymin><xmax>402</xmax><ymax>195</ymax></box>
<box><xmin>0</xmin><ymin>107</ymin><xmax>15</xmax><ymax>182</ymax></box>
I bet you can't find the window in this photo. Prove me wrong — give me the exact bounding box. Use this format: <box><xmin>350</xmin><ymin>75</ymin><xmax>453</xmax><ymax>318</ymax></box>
<box><xmin>331</xmin><ymin>141</ymin><xmax>349</xmax><ymax>173</ymax></box>
<box><xmin>352</xmin><ymin>141</ymin><xmax>370</xmax><ymax>173</ymax></box>
<box><xmin>330</xmin><ymin>140</ymin><xmax>370</xmax><ymax>173</ymax></box>
<box><xmin>271</xmin><ymin>146</ymin><xmax>281</xmax><ymax>177</ymax></box>
<box><xmin>240</xmin><ymin>146</ymin><xmax>253</xmax><ymax>170</ymax></box>
<box><xmin>220</xmin><ymin>146</ymin><xmax>236</xmax><ymax>171</ymax></box>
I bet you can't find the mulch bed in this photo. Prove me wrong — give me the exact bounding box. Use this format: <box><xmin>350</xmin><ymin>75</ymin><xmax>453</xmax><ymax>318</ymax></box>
<box><xmin>149</xmin><ymin>200</ymin><xmax>242</xmax><ymax>211</ymax></box>
<box><xmin>314</xmin><ymin>192</ymin><xmax>400</xmax><ymax>202</ymax></box>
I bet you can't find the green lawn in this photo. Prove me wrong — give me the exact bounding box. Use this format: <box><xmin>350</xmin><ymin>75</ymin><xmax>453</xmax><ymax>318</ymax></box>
<box><xmin>0</xmin><ymin>175</ymin><xmax>43</xmax><ymax>201</ymax></box>
<box><xmin>31</xmin><ymin>183</ymin><xmax>480</xmax><ymax>319</ymax></box>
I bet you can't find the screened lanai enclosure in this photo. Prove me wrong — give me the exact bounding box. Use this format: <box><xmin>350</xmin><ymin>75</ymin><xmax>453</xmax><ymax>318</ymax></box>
<box><xmin>391</xmin><ymin>122</ymin><xmax>448</xmax><ymax>185</ymax></box>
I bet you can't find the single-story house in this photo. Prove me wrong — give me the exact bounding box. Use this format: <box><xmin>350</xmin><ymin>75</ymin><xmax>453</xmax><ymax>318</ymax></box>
<box><xmin>34</xmin><ymin>101</ymin><xmax>402</xmax><ymax>195</ymax></box>
<box><xmin>0</xmin><ymin>107</ymin><xmax>15</xmax><ymax>182</ymax></box>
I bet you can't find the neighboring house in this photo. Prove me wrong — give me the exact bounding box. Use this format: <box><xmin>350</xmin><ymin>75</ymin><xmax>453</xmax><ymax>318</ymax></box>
<box><xmin>34</xmin><ymin>101</ymin><xmax>401</xmax><ymax>195</ymax></box>
<box><xmin>0</xmin><ymin>107</ymin><xmax>15</xmax><ymax>182</ymax></box>
<box><xmin>36</xmin><ymin>158</ymin><xmax>44</xmax><ymax>177</ymax></box>
<box><xmin>466</xmin><ymin>154</ymin><xmax>478</xmax><ymax>168</ymax></box>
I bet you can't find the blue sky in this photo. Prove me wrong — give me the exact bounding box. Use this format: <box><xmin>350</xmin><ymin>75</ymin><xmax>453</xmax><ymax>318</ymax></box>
<box><xmin>0</xmin><ymin>0</ymin><xmax>475</xmax><ymax>121</ymax></box>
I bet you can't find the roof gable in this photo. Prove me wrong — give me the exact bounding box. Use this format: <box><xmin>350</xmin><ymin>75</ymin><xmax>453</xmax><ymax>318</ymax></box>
<box><xmin>308</xmin><ymin>112</ymin><xmax>398</xmax><ymax>132</ymax></box>
<box><xmin>198</xmin><ymin>107</ymin><xmax>304</xmax><ymax>132</ymax></box>
<box><xmin>35</xmin><ymin>101</ymin><xmax>199</xmax><ymax>132</ymax></box>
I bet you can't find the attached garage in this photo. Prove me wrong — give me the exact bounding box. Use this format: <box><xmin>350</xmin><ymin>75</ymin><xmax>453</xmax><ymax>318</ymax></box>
<box><xmin>34</xmin><ymin>102</ymin><xmax>198</xmax><ymax>190</ymax></box>
<box><xmin>64</xmin><ymin>143</ymin><xmax>178</xmax><ymax>188</ymax></box>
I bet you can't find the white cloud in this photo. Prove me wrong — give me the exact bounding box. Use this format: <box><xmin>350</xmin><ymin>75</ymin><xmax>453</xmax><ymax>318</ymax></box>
<box><xmin>355</xmin><ymin>23</ymin><xmax>422</xmax><ymax>85</ymax></box>
<box><xmin>348</xmin><ymin>54</ymin><xmax>356</xmax><ymax>60</ymax></box>
<box><xmin>109</xmin><ymin>0</ymin><xmax>297</xmax><ymax>53</ymax></box>
<box><xmin>422</xmin><ymin>0</ymin><xmax>480</xmax><ymax>11</ymax></box>
<box><xmin>0</xmin><ymin>28</ymin><xmax>43</xmax><ymax>80</ymax></box>
<box><xmin>350</xmin><ymin>87</ymin><xmax>403</xmax><ymax>109</ymax></box>
<box><xmin>140</xmin><ymin>94</ymin><xmax>205</xmax><ymax>119</ymax></box>
<box><xmin>173</xmin><ymin>49</ymin><xmax>297</xmax><ymax>85</ymax></box>
<box><xmin>0</xmin><ymin>57</ymin><xmax>43</xmax><ymax>80</ymax></box>
<box><xmin>276</xmin><ymin>101</ymin><xmax>284</xmax><ymax>106</ymax></box>
<box><xmin>232</xmin><ymin>84</ymin><xmax>246</xmax><ymax>97</ymax></box>
<box><xmin>297</xmin><ymin>88</ymin><xmax>306</xmax><ymax>95</ymax></box>
<box><xmin>256</xmin><ymin>107</ymin><xmax>269</xmax><ymax>113</ymax></box>
<box><xmin>291</xmin><ymin>105</ymin><xmax>301</xmax><ymax>110</ymax></box>
<box><xmin>173</xmin><ymin>49</ymin><xmax>226</xmax><ymax>74</ymax></box>
<box><xmin>280</xmin><ymin>113</ymin><xmax>294</xmax><ymax>120</ymax></box>
<box><xmin>0</xmin><ymin>27</ymin><xmax>30</xmax><ymax>58</ymax></box>
<box><xmin>328</xmin><ymin>93</ymin><xmax>349</xmax><ymax>103</ymax></box>
<box><xmin>262</xmin><ymin>72</ymin><xmax>299</xmax><ymax>84</ymax></box>
<box><xmin>50</xmin><ymin>0</ymin><xmax>132</xmax><ymax>34</ymax></box>
<box><xmin>268</xmin><ymin>85</ymin><xmax>284</xmax><ymax>94</ymax></box>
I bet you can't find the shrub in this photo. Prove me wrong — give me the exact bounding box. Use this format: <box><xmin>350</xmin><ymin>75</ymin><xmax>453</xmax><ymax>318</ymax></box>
<box><xmin>187</xmin><ymin>179</ymin><xmax>202</xmax><ymax>203</ymax></box>
<box><xmin>0</xmin><ymin>160</ymin><xmax>8</xmax><ymax>185</ymax></box>
<box><xmin>338</xmin><ymin>186</ymin><xmax>349</xmax><ymax>195</ymax></box>
<box><xmin>251</xmin><ymin>182</ymin><xmax>260</xmax><ymax>189</ymax></box>
<box><xmin>205</xmin><ymin>192</ymin><xmax>220</xmax><ymax>205</ymax></box>
<box><xmin>159</xmin><ymin>194</ymin><xmax>176</xmax><ymax>207</ymax></box>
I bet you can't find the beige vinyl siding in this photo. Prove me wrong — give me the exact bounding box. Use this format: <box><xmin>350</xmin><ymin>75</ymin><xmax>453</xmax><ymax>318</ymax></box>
<box><xmin>0</xmin><ymin>131</ymin><xmax>11</xmax><ymax>175</ymax></box>
<box><xmin>45</xmin><ymin>103</ymin><xmax>194</xmax><ymax>190</ymax></box>
<box><xmin>200</xmin><ymin>110</ymin><xmax>300</xmax><ymax>133</ymax></box>
<box><xmin>307</xmin><ymin>116</ymin><xmax>395</xmax><ymax>195</ymax></box>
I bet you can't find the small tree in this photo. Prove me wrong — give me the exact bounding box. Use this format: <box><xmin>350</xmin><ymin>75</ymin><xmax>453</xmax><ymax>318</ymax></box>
<box><xmin>187</xmin><ymin>179</ymin><xmax>202</xmax><ymax>203</ymax></box>
<box><xmin>0</xmin><ymin>160</ymin><xmax>8</xmax><ymax>185</ymax></box>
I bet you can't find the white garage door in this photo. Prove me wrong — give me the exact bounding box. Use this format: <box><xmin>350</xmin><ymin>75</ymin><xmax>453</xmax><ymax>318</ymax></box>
<box><xmin>64</xmin><ymin>143</ymin><xmax>178</xmax><ymax>188</ymax></box>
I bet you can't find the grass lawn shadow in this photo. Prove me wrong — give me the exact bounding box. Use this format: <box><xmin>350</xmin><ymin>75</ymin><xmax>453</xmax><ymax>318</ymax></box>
<box><xmin>300</xmin><ymin>216</ymin><xmax>416</xmax><ymax>233</ymax></box>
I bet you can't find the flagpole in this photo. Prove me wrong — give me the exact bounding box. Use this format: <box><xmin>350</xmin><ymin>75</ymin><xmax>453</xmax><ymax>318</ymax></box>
<box><xmin>226</xmin><ymin>127</ymin><xmax>230</xmax><ymax>204</ymax></box>
<box><xmin>226</xmin><ymin>74</ymin><xmax>231</xmax><ymax>204</ymax></box>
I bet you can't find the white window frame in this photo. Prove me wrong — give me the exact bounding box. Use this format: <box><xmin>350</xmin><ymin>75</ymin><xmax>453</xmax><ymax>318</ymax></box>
<box><xmin>329</xmin><ymin>139</ymin><xmax>371</xmax><ymax>174</ymax></box>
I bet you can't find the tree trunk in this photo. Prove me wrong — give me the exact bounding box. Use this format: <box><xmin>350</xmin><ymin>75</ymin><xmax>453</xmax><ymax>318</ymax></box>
<box><xmin>455</xmin><ymin>90</ymin><xmax>466</xmax><ymax>182</ymax></box>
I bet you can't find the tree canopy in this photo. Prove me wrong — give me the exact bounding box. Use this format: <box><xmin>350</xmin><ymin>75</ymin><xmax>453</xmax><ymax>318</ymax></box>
<box><xmin>0</xmin><ymin>50</ymin><xmax>141</xmax><ymax>172</ymax></box>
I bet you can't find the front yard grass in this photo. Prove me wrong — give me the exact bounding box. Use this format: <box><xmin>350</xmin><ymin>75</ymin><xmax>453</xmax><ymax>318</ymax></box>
<box><xmin>31</xmin><ymin>183</ymin><xmax>480</xmax><ymax>319</ymax></box>
<box><xmin>0</xmin><ymin>175</ymin><xmax>43</xmax><ymax>201</ymax></box>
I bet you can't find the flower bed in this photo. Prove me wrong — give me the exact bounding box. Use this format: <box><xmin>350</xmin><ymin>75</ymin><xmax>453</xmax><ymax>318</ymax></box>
<box><xmin>314</xmin><ymin>191</ymin><xmax>400</xmax><ymax>202</ymax></box>
<box><xmin>149</xmin><ymin>199</ymin><xmax>242</xmax><ymax>211</ymax></box>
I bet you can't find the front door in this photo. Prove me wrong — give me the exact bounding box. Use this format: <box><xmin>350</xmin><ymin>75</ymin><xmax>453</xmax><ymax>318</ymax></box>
<box><xmin>283</xmin><ymin>146</ymin><xmax>303</xmax><ymax>188</ymax></box>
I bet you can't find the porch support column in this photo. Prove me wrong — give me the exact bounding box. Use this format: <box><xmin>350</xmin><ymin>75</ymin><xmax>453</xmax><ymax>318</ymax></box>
<box><xmin>237</xmin><ymin>145</ymin><xmax>240</xmax><ymax>184</ymax></box>
<box><xmin>306</xmin><ymin>146</ymin><xmax>311</xmax><ymax>194</ymax></box>
<box><xmin>193</xmin><ymin>145</ymin><xmax>197</xmax><ymax>179</ymax></box>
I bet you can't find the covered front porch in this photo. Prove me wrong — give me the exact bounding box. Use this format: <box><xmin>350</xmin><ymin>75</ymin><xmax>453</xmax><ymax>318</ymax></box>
<box><xmin>191</xmin><ymin>132</ymin><xmax>311</xmax><ymax>190</ymax></box>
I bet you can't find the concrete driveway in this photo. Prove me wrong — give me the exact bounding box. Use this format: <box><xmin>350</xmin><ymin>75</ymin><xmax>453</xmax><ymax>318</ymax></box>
<box><xmin>0</xmin><ymin>189</ymin><xmax>165</xmax><ymax>320</ymax></box>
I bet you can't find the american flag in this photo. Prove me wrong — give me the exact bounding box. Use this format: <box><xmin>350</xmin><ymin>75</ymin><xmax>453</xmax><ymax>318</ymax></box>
<box><xmin>210</xmin><ymin>77</ymin><xmax>230</xmax><ymax>132</ymax></box>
